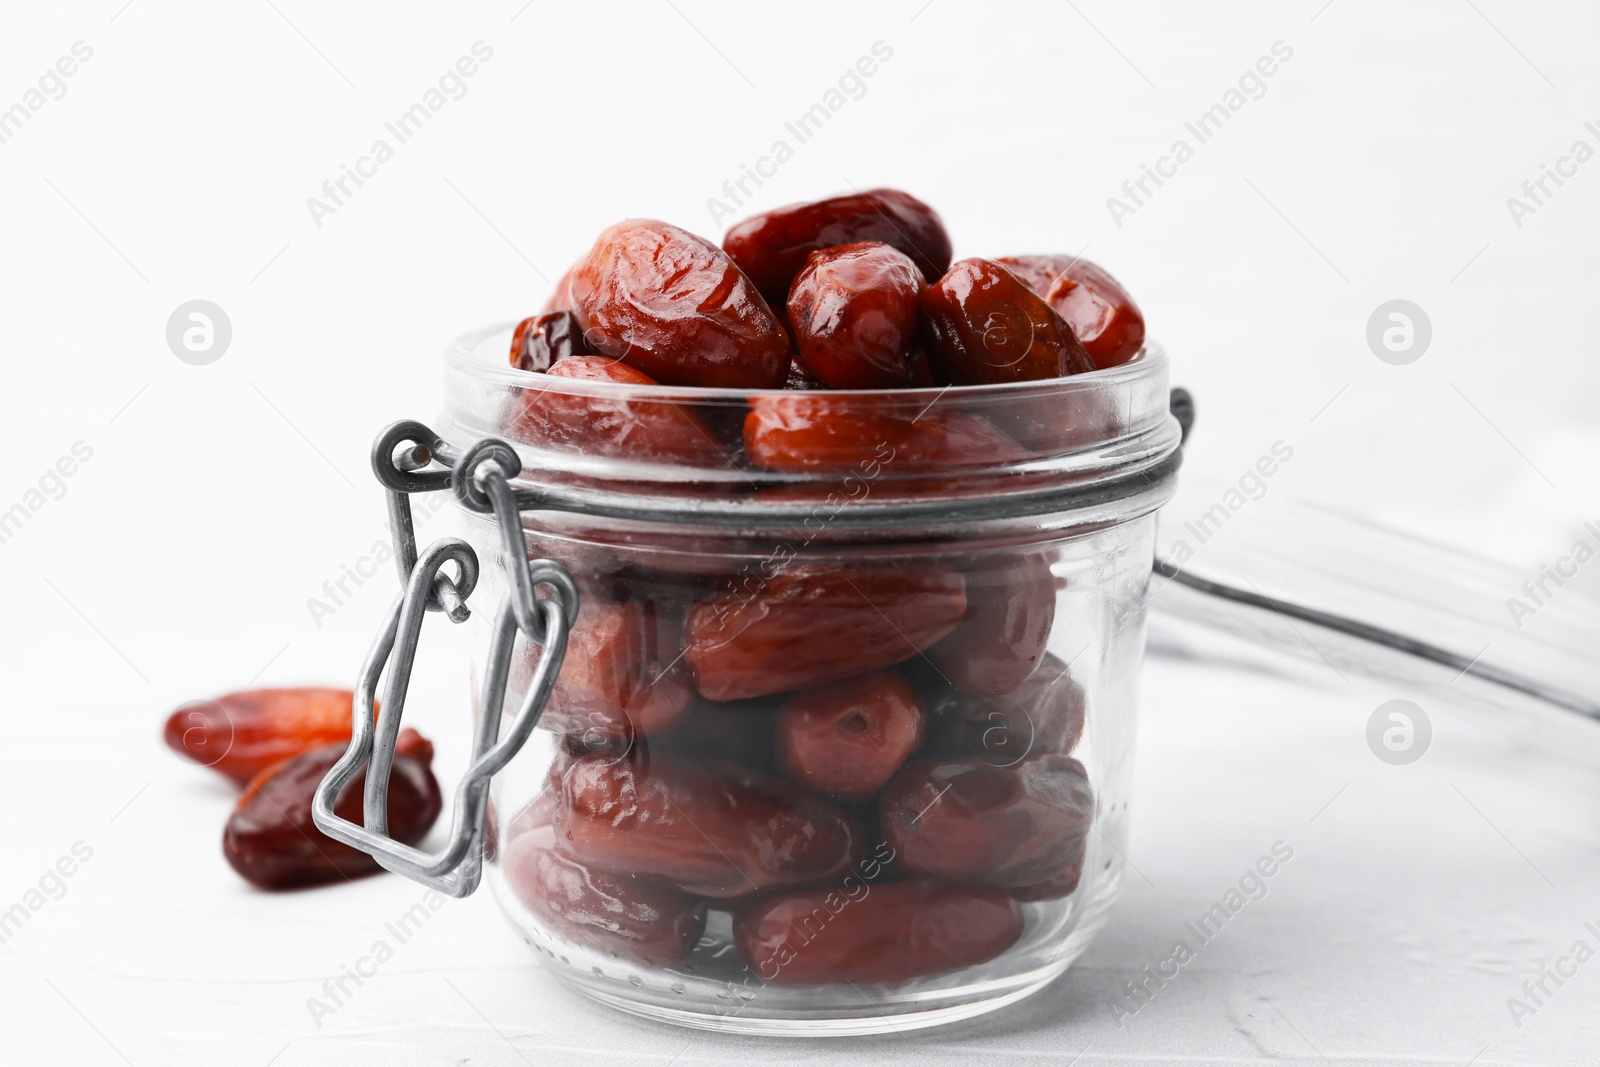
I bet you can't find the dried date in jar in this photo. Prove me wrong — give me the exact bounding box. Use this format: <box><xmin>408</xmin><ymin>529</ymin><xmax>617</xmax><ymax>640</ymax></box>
<box><xmin>556</xmin><ymin>750</ymin><xmax>861</xmax><ymax>898</ymax></box>
<box><xmin>510</xmin><ymin>311</ymin><xmax>593</xmax><ymax>372</ymax></box>
<box><xmin>535</xmin><ymin>593</ymin><xmax>694</xmax><ymax>745</ymax></box>
<box><xmin>744</xmin><ymin>393</ymin><xmax>1024</xmax><ymax>476</ymax></box>
<box><xmin>909</xmin><ymin>652</ymin><xmax>1086</xmax><ymax>765</ymax></box>
<box><xmin>507</xmin><ymin>356</ymin><xmax>731</xmax><ymax>466</ymax></box>
<box><xmin>776</xmin><ymin>671</ymin><xmax>925</xmax><ymax>800</ymax></box>
<box><xmin>928</xmin><ymin>552</ymin><xmax>1057</xmax><ymax>696</ymax></box>
<box><xmin>734</xmin><ymin>880</ymin><xmax>1023</xmax><ymax>986</ymax></box>
<box><xmin>683</xmin><ymin>561</ymin><xmax>968</xmax><ymax>701</ymax></box>
<box><xmin>786</xmin><ymin>241</ymin><xmax>922</xmax><ymax>390</ymax></box>
<box><xmin>945</xmin><ymin>654</ymin><xmax>1087</xmax><ymax>762</ymax></box>
<box><xmin>879</xmin><ymin>754</ymin><xmax>1092</xmax><ymax>888</ymax></box>
<box><xmin>996</xmin><ymin>254</ymin><xmax>1145</xmax><ymax>368</ymax></box>
<box><xmin>1011</xmin><ymin>840</ymin><xmax>1086</xmax><ymax>902</ymax></box>
<box><xmin>921</xmin><ymin>258</ymin><xmax>1095</xmax><ymax>385</ymax></box>
<box><xmin>723</xmin><ymin>188</ymin><xmax>952</xmax><ymax>308</ymax></box>
<box><xmin>503</xmin><ymin>794</ymin><xmax>707</xmax><ymax>967</ymax></box>
<box><xmin>568</xmin><ymin>219</ymin><xmax>792</xmax><ymax>389</ymax></box>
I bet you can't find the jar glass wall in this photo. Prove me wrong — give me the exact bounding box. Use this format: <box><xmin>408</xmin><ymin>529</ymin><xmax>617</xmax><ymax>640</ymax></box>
<box><xmin>441</xmin><ymin>325</ymin><xmax>1180</xmax><ymax>1034</ymax></box>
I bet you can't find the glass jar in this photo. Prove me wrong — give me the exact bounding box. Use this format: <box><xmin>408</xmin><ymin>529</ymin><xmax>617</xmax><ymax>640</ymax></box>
<box><xmin>438</xmin><ymin>323</ymin><xmax>1181</xmax><ymax>1035</ymax></box>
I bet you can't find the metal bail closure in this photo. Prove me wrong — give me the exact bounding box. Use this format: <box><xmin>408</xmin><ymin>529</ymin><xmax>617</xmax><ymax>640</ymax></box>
<box><xmin>313</xmin><ymin>427</ymin><xmax>580</xmax><ymax>898</ymax></box>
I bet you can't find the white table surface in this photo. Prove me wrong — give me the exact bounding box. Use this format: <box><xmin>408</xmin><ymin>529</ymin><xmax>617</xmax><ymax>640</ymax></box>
<box><xmin>3</xmin><ymin>2</ymin><xmax>1597</xmax><ymax>1063</ymax></box>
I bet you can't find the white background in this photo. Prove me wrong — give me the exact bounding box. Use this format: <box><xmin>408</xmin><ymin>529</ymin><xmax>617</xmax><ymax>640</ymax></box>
<box><xmin>1</xmin><ymin>1</ymin><xmax>1597</xmax><ymax>1064</ymax></box>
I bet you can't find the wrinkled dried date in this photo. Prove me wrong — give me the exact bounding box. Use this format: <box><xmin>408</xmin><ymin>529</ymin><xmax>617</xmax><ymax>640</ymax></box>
<box><xmin>786</xmin><ymin>242</ymin><xmax>922</xmax><ymax>390</ymax></box>
<box><xmin>164</xmin><ymin>688</ymin><xmax>359</xmax><ymax>787</ymax></box>
<box><xmin>507</xmin><ymin>356</ymin><xmax>730</xmax><ymax>466</ymax></box>
<box><xmin>744</xmin><ymin>394</ymin><xmax>1024</xmax><ymax>474</ymax></box>
<box><xmin>908</xmin><ymin>652</ymin><xmax>1085</xmax><ymax>765</ymax></box>
<box><xmin>734</xmin><ymin>879</ymin><xmax>1023</xmax><ymax>985</ymax></box>
<box><xmin>569</xmin><ymin>219</ymin><xmax>791</xmax><ymax>389</ymax></box>
<box><xmin>683</xmin><ymin>562</ymin><xmax>967</xmax><ymax>700</ymax></box>
<box><xmin>723</xmin><ymin>188</ymin><xmax>952</xmax><ymax>309</ymax></box>
<box><xmin>503</xmin><ymin>794</ymin><xmax>707</xmax><ymax>967</ymax></box>
<box><xmin>879</xmin><ymin>754</ymin><xmax>1092</xmax><ymax>888</ymax></box>
<box><xmin>557</xmin><ymin>751</ymin><xmax>860</xmax><ymax>898</ymax></box>
<box><xmin>536</xmin><ymin>594</ymin><xmax>694</xmax><ymax>744</ymax></box>
<box><xmin>510</xmin><ymin>311</ymin><xmax>593</xmax><ymax>372</ymax></box>
<box><xmin>932</xmin><ymin>654</ymin><xmax>1086</xmax><ymax>764</ymax></box>
<box><xmin>223</xmin><ymin>729</ymin><xmax>441</xmax><ymax>890</ymax></box>
<box><xmin>776</xmin><ymin>671</ymin><xmax>924</xmax><ymax>799</ymax></box>
<box><xmin>929</xmin><ymin>553</ymin><xmax>1057</xmax><ymax>695</ymax></box>
<box><xmin>996</xmin><ymin>255</ymin><xmax>1145</xmax><ymax>368</ymax></box>
<box><xmin>921</xmin><ymin>258</ymin><xmax>1095</xmax><ymax>384</ymax></box>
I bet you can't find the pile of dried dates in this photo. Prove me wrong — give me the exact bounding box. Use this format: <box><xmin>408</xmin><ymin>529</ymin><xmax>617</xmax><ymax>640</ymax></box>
<box><xmin>164</xmin><ymin>688</ymin><xmax>442</xmax><ymax>890</ymax></box>
<box><xmin>496</xmin><ymin>189</ymin><xmax>1131</xmax><ymax>985</ymax></box>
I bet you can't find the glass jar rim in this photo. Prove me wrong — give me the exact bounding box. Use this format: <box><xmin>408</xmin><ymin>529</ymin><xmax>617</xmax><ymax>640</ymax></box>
<box><xmin>447</xmin><ymin>321</ymin><xmax>1169</xmax><ymax>403</ymax></box>
<box><xmin>439</xmin><ymin>322</ymin><xmax>1182</xmax><ymax>540</ymax></box>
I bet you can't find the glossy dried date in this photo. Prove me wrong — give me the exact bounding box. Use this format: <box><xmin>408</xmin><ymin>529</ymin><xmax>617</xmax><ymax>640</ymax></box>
<box><xmin>537</xmin><ymin>595</ymin><xmax>694</xmax><ymax>744</ymax></box>
<box><xmin>940</xmin><ymin>654</ymin><xmax>1087</xmax><ymax>764</ymax></box>
<box><xmin>507</xmin><ymin>356</ymin><xmax>730</xmax><ymax>466</ymax></box>
<box><xmin>744</xmin><ymin>395</ymin><xmax>1023</xmax><ymax>474</ymax></box>
<box><xmin>503</xmin><ymin>794</ymin><xmax>707</xmax><ymax>967</ymax></box>
<box><xmin>908</xmin><ymin>651</ymin><xmax>1085</xmax><ymax>765</ymax></box>
<box><xmin>928</xmin><ymin>553</ymin><xmax>1056</xmax><ymax>695</ymax></box>
<box><xmin>510</xmin><ymin>311</ymin><xmax>593</xmax><ymax>372</ymax></box>
<box><xmin>557</xmin><ymin>751</ymin><xmax>861</xmax><ymax>898</ymax></box>
<box><xmin>222</xmin><ymin>729</ymin><xmax>441</xmax><ymax>890</ymax></box>
<box><xmin>723</xmin><ymin>188</ymin><xmax>952</xmax><ymax>308</ymax></box>
<box><xmin>996</xmin><ymin>255</ymin><xmax>1145</xmax><ymax>368</ymax></box>
<box><xmin>734</xmin><ymin>880</ymin><xmax>1023</xmax><ymax>985</ymax></box>
<box><xmin>776</xmin><ymin>671</ymin><xmax>924</xmax><ymax>799</ymax></box>
<box><xmin>786</xmin><ymin>242</ymin><xmax>921</xmax><ymax>389</ymax></box>
<box><xmin>879</xmin><ymin>754</ymin><xmax>1092</xmax><ymax>887</ymax></box>
<box><xmin>683</xmin><ymin>562</ymin><xmax>967</xmax><ymax>700</ymax></box>
<box><xmin>568</xmin><ymin>219</ymin><xmax>791</xmax><ymax>389</ymax></box>
<box><xmin>164</xmin><ymin>688</ymin><xmax>358</xmax><ymax>787</ymax></box>
<box><xmin>921</xmin><ymin>259</ymin><xmax>1095</xmax><ymax>384</ymax></box>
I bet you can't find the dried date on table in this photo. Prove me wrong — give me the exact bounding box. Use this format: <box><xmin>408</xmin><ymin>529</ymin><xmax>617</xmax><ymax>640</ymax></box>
<box><xmin>164</xmin><ymin>687</ymin><xmax>361</xmax><ymax>787</ymax></box>
<box><xmin>222</xmin><ymin>729</ymin><xmax>441</xmax><ymax>890</ymax></box>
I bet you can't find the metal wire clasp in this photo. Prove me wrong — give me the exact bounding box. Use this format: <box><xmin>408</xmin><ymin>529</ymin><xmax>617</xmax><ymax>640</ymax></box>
<box><xmin>312</xmin><ymin>421</ymin><xmax>579</xmax><ymax>897</ymax></box>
